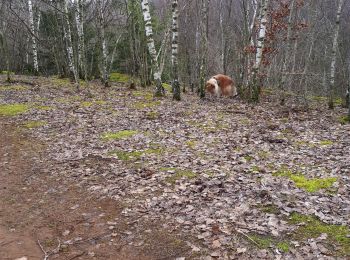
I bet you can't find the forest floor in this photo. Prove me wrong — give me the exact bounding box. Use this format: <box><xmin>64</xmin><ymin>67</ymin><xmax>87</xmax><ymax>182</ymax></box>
<box><xmin>0</xmin><ymin>74</ymin><xmax>349</xmax><ymax>260</ymax></box>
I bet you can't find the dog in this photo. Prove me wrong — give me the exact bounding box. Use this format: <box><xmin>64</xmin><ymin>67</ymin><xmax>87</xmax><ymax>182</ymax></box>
<box><xmin>205</xmin><ymin>74</ymin><xmax>237</xmax><ymax>98</ymax></box>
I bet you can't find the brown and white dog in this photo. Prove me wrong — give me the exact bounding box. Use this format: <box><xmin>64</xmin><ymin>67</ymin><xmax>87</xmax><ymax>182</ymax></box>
<box><xmin>205</xmin><ymin>74</ymin><xmax>237</xmax><ymax>98</ymax></box>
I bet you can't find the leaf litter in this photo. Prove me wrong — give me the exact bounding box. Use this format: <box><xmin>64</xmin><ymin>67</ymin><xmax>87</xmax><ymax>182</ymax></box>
<box><xmin>1</xmin><ymin>75</ymin><xmax>350</xmax><ymax>259</ymax></box>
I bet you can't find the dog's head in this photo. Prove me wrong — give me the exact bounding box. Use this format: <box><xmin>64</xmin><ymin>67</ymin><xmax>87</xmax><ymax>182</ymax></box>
<box><xmin>205</xmin><ymin>78</ymin><xmax>218</xmax><ymax>95</ymax></box>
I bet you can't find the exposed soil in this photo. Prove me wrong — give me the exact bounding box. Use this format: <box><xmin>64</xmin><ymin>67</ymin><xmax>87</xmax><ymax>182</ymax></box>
<box><xmin>0</xmin><ymin>120</ymin><xmax>190</xmax><ymax>259</ymax></box>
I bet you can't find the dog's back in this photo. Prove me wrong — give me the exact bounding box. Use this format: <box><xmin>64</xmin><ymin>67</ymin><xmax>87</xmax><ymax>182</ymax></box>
<box><xmin>210</xmin><ymin>74</ymin><xmax>237</xmax><ymax>97</ymax></box>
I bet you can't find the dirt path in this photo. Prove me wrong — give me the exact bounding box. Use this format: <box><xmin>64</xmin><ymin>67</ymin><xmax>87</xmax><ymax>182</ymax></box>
<box><xmin>0</xmin><ymin>120</ymin><xmax>190</xmax><ymax>260</ymax></box>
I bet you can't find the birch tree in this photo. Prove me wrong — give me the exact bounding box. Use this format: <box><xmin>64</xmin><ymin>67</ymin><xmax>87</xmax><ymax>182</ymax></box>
<box><xmin>171</xmin><ymin>0</ymin><xmax>180</xmax><ymax>100</ymax></box>
<box><xmin>62</xmin><ymin>0</ymin><xmax>78</xmax><ymax>85</ymax></box>
<box><xmin>28</xmin><ymin>0</ymin><xmax>39</xmax><ymax>74</ymax></box>
<box><xmin>250</xmin><ymin>0</ymin><xmax>269</xmax><ymax>102</ymax></box>
<box><xmin>96</xmin><ymin>0</ymin><xmax>109</xmax><ymax>87</ymax></box>
<box><xmin>329</xmin><ymin>0</ymin><xmax>345</xmax><ymax>109</ymax></box>
<box><xmin>141</xmin><ymin>0</ymin><xmax>165</xmax><ymax>96</ymax></box>
<box><xmin>75</xmin><ymin>0</ymin><xmax>86</xmax><ymax>80</ymax></box>
<box><xmin>199</xmin><ymin>0</ymin><xmax>209</xmax><ymax>99</ymax></box>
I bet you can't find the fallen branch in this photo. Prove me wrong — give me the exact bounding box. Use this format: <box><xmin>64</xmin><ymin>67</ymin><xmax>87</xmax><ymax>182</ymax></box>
<box><xmin>37</xmin><ymin>238</ymin><xmax>61</xmax><ymax>260</ymax></box>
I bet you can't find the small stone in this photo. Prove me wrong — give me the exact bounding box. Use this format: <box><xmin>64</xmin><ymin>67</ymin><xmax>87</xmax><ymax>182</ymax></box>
<box><xmin>236</xmin><ymin>247</ymin><xmax>247</xmax><ymax>254</ymax></box>
<box><xmin>212</xmin><ymin>240</ymin><xmax>221</xmax><ymax>248</ymax></box>
<box><xmin>63</xmin><ymin>230</ymin><xmax>70</xmax><ymax>236</ymax></box>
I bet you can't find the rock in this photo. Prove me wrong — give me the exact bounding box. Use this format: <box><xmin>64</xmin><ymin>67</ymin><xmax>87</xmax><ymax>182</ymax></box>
<box><xmin>236</xmin><ymin>247</ymin><xmax>247</xmax><ymax>254</ymax></box>
<box><xmin>63</xmin><ymin>229</ymin><xmax>70</xmax><ymax>236</ymax></box>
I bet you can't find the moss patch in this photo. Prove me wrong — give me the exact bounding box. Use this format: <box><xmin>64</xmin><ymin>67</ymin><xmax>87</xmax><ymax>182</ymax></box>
<box><xmin>110</xmin><ymin>72</ymin><xmax>130</xmax><ymax>83</ymax></box>
<box><xmin>0</xmin><ymin>85</ymin><xmax>29</xmax><ymax>91</ymax></box>
<box><xmin>109</xmin><ymin>148</ymin><xmax>163</xmax><ymax>161</ymax></box>
<box><xmin>134</xmin><ymin>101</ymin><xmax>161</xmax><ymax>109</ymax></box>
<box><xmin>0</xmin><ymin>103</ymin><xmax>29</xmax><ymax>116</ymax></box>
<box><xmin>247</xmin><ymin>234</ymin><xmax>290</xmax><ymax>253</ymax></box>
<box><xmin>23</xmin><ymin>120</ymin><xmax>47</xmax><ymax>128</ymax></box>
<box><xmin>289</xmin><ymin>213</ymin><xmax>350</xmax><ymax>256</ymax></box>
<box><xmin>319</xmin><ymin>140</ymin><xmax>334</xmax><ymax>146</ymax></box>
<box><xmin>163</xmin><ymin>83</ymin><xmax>172</xmax><ymax>92</ymax></box>
<box><xmin>101</xmin><ymin>130</ymin><xmax>138</xmax><ymax>140</ymax></box>
<box><xmin>145</xmin><ymin>111</ymin><xmax>159</xmax><ymax>120</ymax></box>
<box><xmin>276</xmin><ymin>242</ymin><xmax>290</xmax><ymax>253</ymax></box>
<box><xmin>81</xmin><ymin>100</ymin><xmax>106</xmax><ymax>107</ymax></box>
<box><xmin>274</xmin><ymin>167</ymin><xmax>337</xmax><ymax>192</ymax></box>
<box><xmin>161</xmin><ymin>168</ymin><xmax>197</xmax><ymax>184</ymax></box>
<box><xmin>35</xmin><ymin>105</ymin><xmax>53</xmax><ymax>111</ymax></box>
<box><xmin>185</xmin><ymin>140</ymin><xmax>197</xmax><ymax>149</ymax></box>
<box><xmin>133</xmin><ymin>91</ymin><xmax>153</xmax><ymax>101</ymax></box>
<box><xmin>338</xmin><ymin>115</ymin><xmax>349</xmax><ymax>125</ymax></box>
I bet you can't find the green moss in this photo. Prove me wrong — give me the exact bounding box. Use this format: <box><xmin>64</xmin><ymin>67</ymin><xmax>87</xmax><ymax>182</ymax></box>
<box><xmin>110</xmin><ymin>72</ymin><xmax>130</xmax><ymax>83</ymax></box>
<box><xmin>259</xmin><ymin>204</ymin><xmax>279</xmax><ymax>214</ymax></box>
<box><xmin>250</xmin><ymin>165</ymin><xmax>261</xmax><ymax>174</ymax></box>
<box><xmin>249</xmin><ymin>234</ymin><xmax>272</xmax><ymax>249</ymax></box>
<box><xmin>243</xmin><ymin>155</ymin><xmax>253</xmax><ymax>162</ymax></box>
<box><xmin>338</xmin><ymin>115</ymin><xmax>350</xmax><ymax>125</ymax></box>
<box><xmin>134</xmin><ymin>101</ymin><xmax>161</xmax><ymax>109</ymax></box>
<box><xmin>110</xmin><ymin>150</ymin><xmax>143</xmax><ymax>161</ymax></box>
<box><xmin>145</xmin><ymin>111</ymin><xmax>159</xmax><ymax>120</ymax></box>
<box><xmin>81</xmin><ymin>100</ymin><xmax>106</xmax><ymax>107</ymax></box>
<box><xmin>334</xmin><ymin>98</ymin><xmax>343</xmax><ymax>106</ymax></box>
<box><xmin>319</xmin><ymin>140</ymin><xmax>334</xmax><ymax>146</ymax></box>
<box><xmin>311</xmin><ymin>96</ymin><xmax>327</xmax><ymax>102</ymax></box>
<box><xmin>24</xmin><ymin>120</ymin><xmax>47</xmax><ymax>128</ymax></box>
<box><xmin>161</xmin><ymin>168</ymin><xmax>197</xmax><ymax>184</ymax></box>
<box><xmin>163</xmin><ymin>83</ymin><xmax>172</xmax><ymax>92</ymax></box>
<box><xmin>133</xmin><ymin>91</ymin><xmax>153</xmax><ymax>101</ymax></box>
<box><xmin>0</xmin><ymin>85</ymin><xmax>28</xmax><ymax>91</ymax></box>
<box><xmin>289</xmin><ymin>213</ymin><xmax>350</xmax><ymax>256</ymax></box>
<box><xmin>0</xmin><ymin>103</ymin><xmax>29</xmax><ymax>116</ymax></box>
<box><xmin>274</xmin><ymin>167</ymin><xmax>337</xmax><ymax>192</ymax></box>
<box><xmin>35</xmin><ymin>105</ymin><xmax>53</xmax><ymax>111</ymax></box>
<box><xmin>277</xmin><ymin>242</ymin><xmax>290</xmax><ymax>252</ymax></box>
<box><xmin>185</xmin><ymin>140</ymin><xmax>197</xmax><ymax>149</ymax></box>
<box><xmin>258</xmin><ymin>150</ymin><xmax>270</xmax><ymax>159</ymax></box>
<box><xmin>101</xmin><ymin>130</ymin><xmax>138</xmax><ymax>140</ymax></box>
<box><xmin>1</xmin><ymin>71</ymin><xmax>14</xmax><ymax>75</ymax></box>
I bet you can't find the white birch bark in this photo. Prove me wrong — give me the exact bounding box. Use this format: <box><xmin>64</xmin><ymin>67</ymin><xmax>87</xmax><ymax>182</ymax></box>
<box><xmin>329</xmin><ymin>0</ymin><xmax>345</xmax><ymax>108</ymax></box>
<box><xmin>249</xmin><ymin>0</ymin><xmax>258</xmax><ymax>46</ymax></box>
<box><xmin>96</xmin><ymin>0</ymin><xmax>108</xmax><ymax>87</ymax></box>
<box><xmin>141</xmin><ymin>0</ymin><xmax>164</xmax><ymax>96</ymax></box>
<box><xmin>75</xmin><ymin>0</ymin><xmax>86</xmax><ymax>80</ymax></box>
<box><xmin>171</xmin><ymin>0</ymin><xmax>180</xmax><ymax>100</ymax></box>
<box><xmin>250</xmin><ymin>0</ymin><xmax>269</xmax><ymax>101</ymax></box>
<box><xmin>62</xmin><ymin>0</ymin><xmax>78</xmax><ymax>84</ymax></box>
<box><xmin>28</xmin><ymin>0</ymin><xmax>39</xmax><ymax>74</ymax></box>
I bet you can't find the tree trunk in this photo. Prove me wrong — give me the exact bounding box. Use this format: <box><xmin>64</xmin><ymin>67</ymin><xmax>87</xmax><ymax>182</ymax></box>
<box><xmin>279</xmin><ymin>0</ymin><xmax>296</xmax><ymax>105</ymax></box>
<box><xmin>141</xmin><ymin>0</ymin><xmax>164</xmax><ymax>96</ymax></box>
<box><xmin>28</xmin><ymin>0</ymin><xmax>39</xmax><ymax>75</ymax></box>
<box><xmin>75</xmin><ymin>0</ymin><xmax>87</xmax><ymax>80</ymax></box>
<box><xmin>199</xmin><ymin>0</ymin><xmax>209</xmax><ymax>99</ymax></box>
<box><xmin>171</xmin><ymin>0</ymin><xmax>180</xmax><ymax>101</ymax></box>
<box><xmin>329</xmin><ymin>0</ymin><xmax>345</xmax><ymax>109</ymax></box>
<box><xmin>96</xmin><ymin>0</ymin><xmax>109</xmax><ymax>87</ymax></box>
<box><xmin>250</xmin><ymin>0</ymin><xmax>269</xmax><ymax>102</ymax></box>
<box><xmin>62</xmin><ymin>0</ymin><xmax>79</xmax><ymax>85</ymax></box>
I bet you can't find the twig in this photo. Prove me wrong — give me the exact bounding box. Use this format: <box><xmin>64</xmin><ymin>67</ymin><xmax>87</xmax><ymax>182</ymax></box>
<box><xmin>236</xmin><ymin>230</ymin><xmax>260</xmax><ymax>247</ymax></box>
<box><xmin>37</xmin><ymin>238</ymin><xmax>61</xmax><ymax>260</ymax></box>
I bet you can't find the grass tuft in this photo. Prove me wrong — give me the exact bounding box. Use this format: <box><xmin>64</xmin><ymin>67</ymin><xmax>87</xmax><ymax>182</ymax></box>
<box><xmin>101</xmin><ymin>130</ymin><xmax>138</xmax><ymax>140</ymax></box>
<box><xmin>0</xmin><ymin>103</ymin><xmax>29</xmax><ymax>116</ymax></box>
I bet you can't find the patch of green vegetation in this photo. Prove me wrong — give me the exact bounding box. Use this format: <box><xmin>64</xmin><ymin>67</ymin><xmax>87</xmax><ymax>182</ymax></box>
<box><xmin>133</xmin><ymin>91</ymin><xmax>153</xmax><ymax>101</ymax></box>
<box><xmin>338</xmin><ymin>115</ymin><xmax>350</xmax><ymax>125</ymax></box>
<box><xmin>281</xmin><ymin>118</ymin><xmax>289</xmax><ymax>123</ymax></box>
<box><xmin>185</xmin><ymin>140</ymin><xmax>197</xmax><ymax>149</ymax></box>
<box><xmin>239</xmin><ymin>118</ymin><xmax>251</xmax><ymax>125</ymax></box>
<box><xmin>249</xmin><ymin>234</ymin><xmax>272</xmax><ymax>249</ymax></box>
<box><xmin>250</xmin><ymin>165</ymin><xmax>261</xmax><ymax>174</ymax></box>
<box><xmin>319</xmin><ymin>140</ymin><xmax>334</xmax><ymax>146</ymax></box>
<box><xmin>289</xmin><ymin>213</ymin><xmax>350</xmax><ymax>256</ymax></box>
<box><xmin>51</xmin><ymin>76</ymin><xmax>71</xmax><ymax>85</ymax></box>
<box><xmin>110</xmin><ymin>72</ymin><xmax>130</xmax><ymax>83</ymax></box>
<box><xmin>273</xmin><ymin>167</ymin><xmax>337</xmax><ymax>192</ymax></box>
<box><xmin>0</xmin><ymin>103</ymin><xmax>29</xmax><ymax>116</ymax></box>
<box><xmin>334</xmin><ymin>98</ymin><xmax>343</xmax><ymax>106</ymax></box>
<box><xmin>258</xmin><ymin>204</ymin><xmax>280</xmax><ymax>214</ymax></box>
<box><xmin>243</xmin><ymin>155</ymin><xmax>253</xmax><ymax>162</ymax></box>
<box><xmin>258</xmin><ymin>150</ymin><xmax>270</xmax><ymax>159</ymax></box>
<box><xmin>145</xmin><ymin>111</ymin><xmax>159</xmax><ymax>120</ymax></box>
<box><xmin>163</xmin><ymin>83</ymin><xmax>172</xmax><ymax>92</ymax></box>
<box><xmin>110</xmin><ymin>150</ymin><xmax>143</xmax><ymax>161</ymax></box>
<box><xmin>134</xmin><ymin>100</ymin><xmax>161</xmax><ymax>109</ymax></box>
<box><xmin>161</xmin><ymin>168</ymin><xmax>197</xmax><ymax>184</ymax></box>
<box><xmin>311</xmin><ymin>96</ymin><xmax>327</xmax><ymax>102</ymax></box>
<box><xmin>1</xmin><ymin>71</ymin><xmax>14</xmax><ymax>75</ymax></box>
<box><xmin>277</xmin><ymin>242</ymin><xmax>290</xmax><ymax>253</ymax></box>
<box><xmin>24</xmin><ymin>120</ymin><xmax>47</xmax><ymax>128</ymax></box>
<box><xmin>0</xmin><ymin>85</ymin><xmax>28</xmax><ymax>91</ymax></box>
<box><xmin>294</xmin><ymin>140</ymin><xmax>314</xmax><ymax>147</ymax></box>
<box><xmin>101</xmin><ymin>130</ymin><xmax>138</xmax><ymax>140</ymax></box>
<box><xmin>81</xmin><ymin>100</ymin><xmax>106</xmax><ymax>107</ymax></box>
<box><xmin>35</xmin><ymin>105</ymin><xmax>53</xmax><ymax>111</ymax></box>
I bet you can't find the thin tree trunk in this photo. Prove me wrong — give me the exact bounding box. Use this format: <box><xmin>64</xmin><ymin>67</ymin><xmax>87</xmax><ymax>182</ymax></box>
<box><xmin>141</xmin><ymin>0</ymin><xmax>164</xmax><ymax>96</ymax></box>
<box><xmin>96</xmin><ymin>0</ymin><xmax>109</xmax><ymax>87</ymax></box>
<box><xmin>199</xmin><ymin>0</ymin><xmax>209</xmax><ymax>99</ymax></box>
<box><xmin>329</xmin><ymin>0</ymin><xmax>345</xmax><ymax>109</ymax></box>
<box><xmin>279</xmin><ymin>0</ymin><xmax>296</xmax><ymax>105</ymax></box>
<box><xmin>75</xmin><ymin>0</ymin><xmax>87</xmax><ymax>80</ymax></box>
<box><xmin>251</xmin><ymin>0</ymin><xmax>269</xmax><ymax>102</ymax></box>
<box><xmin>171</xmin><ymin>0</ymin><xmax>180</xmax><ymax>101</ymax></box>
<box><xmin>28</xmin><ymin>0</ymin><xmax>39</xmax><ymax>75</ymax></box>
<box><xmin>62</xmin><ymin>0</ymin><xmax>79</xmax><ymax>85</ymax></box>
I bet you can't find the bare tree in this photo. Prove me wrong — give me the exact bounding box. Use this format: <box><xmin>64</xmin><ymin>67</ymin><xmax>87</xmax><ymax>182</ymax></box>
<box><xmin>141</xmin><ymin>0</ymin><xmax>164</xmax><ymax>96</ymax></box>
<box><xmin>172</xmin><ymin>0</ymin><xmax>180</xmax><ymax>100</ymax></box>
<box><xmin>75</xmin><ymin>0</ymin><xmax>86</xmax><ymax>80</ymax></box>
<box><xmin>199</xmin><ymin>0</ymin><xmax>209</xmax><ymax>99</ymax></box>
<box><xmin>28</xmin><ymin>0</ymin><xmax>39</xmax><ymax>74</ymax></box>
<box><xmin>329</xmin><ymin>0</ymin><xmax>345</xmax><ymax>109</ymax></box>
